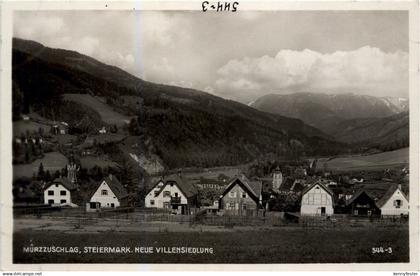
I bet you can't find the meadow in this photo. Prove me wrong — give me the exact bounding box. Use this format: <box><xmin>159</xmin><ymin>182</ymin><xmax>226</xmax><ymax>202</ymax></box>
<box><xmin>13</xmin><ymin>151</ymin><xmax>68</xmax><ymax>179</ymax></box>
<box><xmin>13</xmin><ymin>120</ymin><xmax>51</xmax><ymax>136</ymax></box>
<box><xmin>317</xmin><ymin>148</ymin><xmax>409</xmax><ymax>172</ymax></box>
<box><xmin>63</xmin><ymin>94</ymin><xmax>132</xmax><ymax>126</ymax></box>
<box><xmin>13</xmin><ymin>225</ymin><xmax>408</xmax><ymax>263</ymax></box>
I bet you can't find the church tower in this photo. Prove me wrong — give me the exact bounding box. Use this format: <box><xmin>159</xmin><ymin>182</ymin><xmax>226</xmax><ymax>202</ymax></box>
<box><xmin>67</xmin><ymin>154</ymin><xmax>78</xmax><ymax>185</ymax></box>
<box><xmin>272</xmin><ymin>166</ymin><xmax>283</xmax><ymax>191</ymax></box>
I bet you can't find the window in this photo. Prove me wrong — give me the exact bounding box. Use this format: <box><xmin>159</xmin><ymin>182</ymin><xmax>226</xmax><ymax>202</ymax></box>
<box><xmin>163</xmin><ymin>202</ymin><xmax>170</xmax><ymax>209</ymax></box>
<box><xmin>242</xmin><ymin>204</ymin><xmax>247</xmax><ymax>210</ymax></box>
<box><xmin>60</xmin><ymin>190</ymin><xmax>66</xmax><ymax>196</ymax></box>
<box><xmin>150</xmin><ymin>200</ymin><xmax>155</xmax><ymax>205</ymax></box>
<box><xmin>48</xmin><ymin>199</ymin><xmax>54</xmax><ymax>204</ymax></box>
<box><xmin>242</xmin><ymin>192</ymin><xmax>247</xmax><ymax>198</ymax></box>
<box><xmin>229</xmin><ymin>191</ymin><xmax>236</xmax><ymax>198</ymax></box>
<box><xmin>154</xmin><ymin>191</ymin><xmax>159</xmax><ymax>196</ymax></box>
<box><xmin>48</xmin><ymin>190</ymin><xmax>54</xmax><ymax>196</ymax></box>
<box><xmin>89</xmin><ymin>202</ymin><xmax>97</xmax><ymax>209</ymax></box>
<box><xmin>111</xmin><ymin>203</ymin><xmax>115</xmax><ymax>208</ymax></box>
<box><xmin>101</xmin><ymin>190</ymin><xmax>108</xmax><ymax>196</ymax></box>
<box><xmin>394</xmin><ymin>200</ymin><xmax>402</xmax><ymax>208</ymax></box>
<box><xmin>60</xmin><ymin>199</ymin><xmax>66</xmax><ymax>204</ymax></box>
<box><xmin>163</xmin><ymin>191</ymin><xmax>171</xmax><ymax>197</ymax></box>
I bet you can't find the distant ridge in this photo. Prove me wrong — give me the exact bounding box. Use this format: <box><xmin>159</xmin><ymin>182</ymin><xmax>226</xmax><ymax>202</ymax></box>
<box><xmin>12</xmin><ymin>38</ymin><xmax>349</xmax><ymax>169</ymax></box>
<box><xmin>250</xmin><ymin>92</ymin><xmax>409</xmax><ymax>150</ymax></box>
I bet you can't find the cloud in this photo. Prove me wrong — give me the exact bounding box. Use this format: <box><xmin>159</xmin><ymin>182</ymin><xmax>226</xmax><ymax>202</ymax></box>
<box><xmin>214</xmin><ymin>46</ymin><xmax>408</xmax><ymax>103</ymax></box>
<box><xmin>14</xmin><ymin>15</ymin><xmax>65</xmax><ymax>38</ymax></box>
<box><xmin>73</xmin><ymin>36</ymin><xmax>100</xmax><ymax>56</ymax></box>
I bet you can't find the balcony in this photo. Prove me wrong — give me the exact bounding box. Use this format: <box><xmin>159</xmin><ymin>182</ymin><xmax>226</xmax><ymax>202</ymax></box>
<box><xmin>171</xmin><ymin>196</ymin><xmax>181</xmax><ymax>204</ymax></box>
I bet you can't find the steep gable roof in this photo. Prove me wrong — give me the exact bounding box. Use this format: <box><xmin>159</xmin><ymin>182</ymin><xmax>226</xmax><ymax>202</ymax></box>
<box><xmin>103</xmin><ymin>175</ymin><xmax>128</xmax><ymax>199</ymax></box>
<box><xmin>302</xmin><ymin>181</ymin><xmax>334</xmax><ymax>198</ymax></box>
<box><xmin>164</xmin><ymin>174</ymin><xmax>198</xmax><ymax>198</ymax></box>
<box><xmin>44</xmin><ymin>177</ymin><xmax>76</xmax><ymax>191</ymax></box>
<box><xmin>145</xmin><ymin>176</ymin><xmax>164</xmax><ymax>195</ymax></box>
<box><xmin>376</xmin><ymin>184</ymin><xmax>409</xmax><ymax>208</ymax></box>
<box><xmin>222</xmin><ymin>174</ymin><xmax>262</xmax><ymax>202</ymax></box>
<box><xmin>89</xmin><ymin>175</ymin><xmax>128</xmax><ymax>200</ymax></box>
<box><xmin>279</xmin><ymin>177</ymin><xmax>294</xmax><ymax>192</ymax></box>
<box><xmin>345</xmin><ymin>189</ymin><xmax>376</xmax><ymax>206</ymax></box>
<box><xmin>151</xmin><ymin>174</ymin><xmax>198</xmax><ymax>199</ymax></box>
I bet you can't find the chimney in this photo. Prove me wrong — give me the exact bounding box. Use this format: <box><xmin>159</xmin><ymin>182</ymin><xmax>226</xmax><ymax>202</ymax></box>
<box><xmin>398</xmin><ymin>184</ymin><xmax>402</xmax><ymax>190</ymax></box>
<box><xmin>177</xmin><ymin>169</ymin><xmax>182</xmax><ymax>177</ymax></box>
<box><xmin>109</xmin><ymin>174</ymin><xmax>113</xmax><ymax>180</ymax></box>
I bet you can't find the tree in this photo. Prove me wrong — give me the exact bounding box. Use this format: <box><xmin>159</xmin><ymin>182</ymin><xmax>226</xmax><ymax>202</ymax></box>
<box><xmin>117</xmin><ymin>158</ymin><xmax>136</xmax><ymax>193</ymax></box>
<box><xmin>37</xmin><ymin>162</ymin><xmax>45</xmax><ymax>180</ymax></box>
<box><xmin>45</xmin><ymin>170</ymin><xmax>52</xmax><ymax>182</ymax></box>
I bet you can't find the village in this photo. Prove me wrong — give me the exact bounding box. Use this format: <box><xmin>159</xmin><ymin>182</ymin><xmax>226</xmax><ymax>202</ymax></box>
<box><xmin>12</xmin><ymin>112</ymin><xmax>410</xmax><ymax>225</ymax></box>
<box><xmin>8</xmin><ymin>9</ymin><xmax>414</xmax><ymax>265</ymax></box>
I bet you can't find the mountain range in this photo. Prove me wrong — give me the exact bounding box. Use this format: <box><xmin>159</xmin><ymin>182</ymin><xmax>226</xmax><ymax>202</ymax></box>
<box><xmin>12</xmin><ymin>38</ymin><xmax>348</xmax><ymax>170</ymax></box>
<box><xmin>250</xmin><ymin>93</ymin><xmax>409</xmax><ymax>150</ymax></box>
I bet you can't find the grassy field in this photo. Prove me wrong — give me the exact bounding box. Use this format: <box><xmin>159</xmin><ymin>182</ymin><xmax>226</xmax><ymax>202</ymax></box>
<box><xmin>13</xmin><ymin>152</ymin><xmax>68</xmax><ymax>179</ymax></box>
<box><xmin>317</xmin><ymin>148</ymin><xmax>409</xmax><ymax>172</ymax></box>
<box><xmin>80</xmin><ymin>156</ymin><xmax>117</xmax><ymax>169</ymax></box>
<box><xmin>13</xmin><ymin>120</ymin><xmax>51</xmax><ymax>136</ymax></box>
<box><xmin>63</xmin><ymin>94</ymin><xmax>132</xmax><ymax>126</ymax></box>
<box><xmin>13</xmin><ymin>226</ymin><xmax>408</xmax><ymax>263</ymax></box>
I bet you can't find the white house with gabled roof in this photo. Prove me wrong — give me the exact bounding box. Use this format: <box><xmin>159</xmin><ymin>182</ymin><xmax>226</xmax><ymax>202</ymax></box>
<box><xmin>300</xmin><ymin>181</ymin><xmax>334</xmax><ymax>216</ymax></box>
<box><xmin>44</xmin><ymin>177</ymin><xmax>77</xmax><ymax>207</ymax></box>
<box><xmin>145</xmin><ymin>174</ymin><xmax>198</xmax><ymax>214</ymax></box>
<box><xmin>376</xmin><ymin>184</ymin><xmax>409</xmax><ymax>216</ymax></box>
<box><xmin>86</xmin><ymin>174</ymin><xmax>128</xmax><ymax>212</ymax></box>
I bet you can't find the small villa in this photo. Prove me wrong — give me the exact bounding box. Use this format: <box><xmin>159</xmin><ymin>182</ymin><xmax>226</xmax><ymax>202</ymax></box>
<box><xmin>145</xmin><ymin>174</ymin><xmax>198</xmax><ymax>215</ymax></box>
<box><xmin>86</xmin><ymin>174</ymin><xmax>129</xmax><ymax>212</ymax></box>
<box><xmin>376</xmin><ymin>184</ymin><xmax>409</xmax><ymax>216</ymax></box>
<box><xmin>43</xmin><ymin>177</ymin><xmax>77</xmax><ymax>207</ymax></box>
<box><xmin>300</xmin><ymin>181</ymin><xmax>334</xmax><ymax>216</ymax></box>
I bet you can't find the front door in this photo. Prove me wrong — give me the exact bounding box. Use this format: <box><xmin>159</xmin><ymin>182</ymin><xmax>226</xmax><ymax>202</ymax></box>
<box><xmin>321</xmin><ymin>207</ymin><xmax>326</xmax><ymax>216</ymax></box>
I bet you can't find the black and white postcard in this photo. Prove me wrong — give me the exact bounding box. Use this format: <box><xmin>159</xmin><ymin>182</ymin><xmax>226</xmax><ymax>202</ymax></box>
<box><xmin>0</xmin><ymin>0</ymin><xmax>418</xmax><ymax>271</ymax></box>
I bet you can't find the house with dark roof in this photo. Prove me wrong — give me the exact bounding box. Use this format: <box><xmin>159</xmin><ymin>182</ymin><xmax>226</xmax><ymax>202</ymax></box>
<box><xmin>279</xmin><ymin>178</ymin><xmax>307</xmax><ymax>195</ymax></box>
<box><xmin>219</xmin><ymin>174</ymin><xmax>262</xmax><ymax>215</ymax></box>
<box><xmin>44</xmin><ymin>177</ymin><xmax>77</xmax><ymax>207</ymax></box>
<box><xmin>144</xmin><ymin>174</ymin><xmax>198</xmax><ymax>215</ymax></box>
<box><xmin>377</xmin><ymin>184</ymin><xmax>409</xmax><ymax>216</ymax></box>
<box><xmin>86</xmin><ymin>174</ymin><xmax>129</xmax><ymax>212</ymax></box>
<box><xmin>300</xmin><ymin>181</ymin><xmax>334</xmax><ymax>216</ymax></box>
<box><xmin>345</xmin><ymin>189</ymin><xmax>380</xmax><ymax>216</ymax></box>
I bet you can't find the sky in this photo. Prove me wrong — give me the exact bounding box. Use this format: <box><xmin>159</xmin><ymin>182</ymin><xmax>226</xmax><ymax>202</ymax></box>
<box><xmin>13</xmin><ymin>10</ymin><xmax>408</xmax><ymax>103</ymax></box>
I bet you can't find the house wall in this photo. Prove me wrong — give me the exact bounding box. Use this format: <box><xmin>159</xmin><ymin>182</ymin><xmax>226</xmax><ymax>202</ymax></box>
<box><xmin>145</xmin><ymin>181</ymin><xmax>164</xmax><ymax>208</ymax></box>
<box><xmin>381</xmin><ymin>189</ymin><xmax>409</xmax><ymax>216</ymax></box>
<box><xmin>301</xmin><ymin>184</ymin><xmax>333</xmax><ymax>215</ymax></box>
<box><xmin>145</xmin><ymin>182</ymin><xmax>188</xmax><ymax>209</ymax></box>
<box><xmin>273</xmin><ymin>172</ymin><xmax>283</xmax><ymax>190</ymax></box>
<box><xmin>89</xmin><ymin>180</ymin><xmax>120</xmax><ymax>209</ymax></box>
<box><xmin>44</xmin><ymin>184</ymin><xmax>72</xmax><ymax>205</ymax></box>
<box><xmin>220</xmin><ymin>184</ymin><xmax>258</xmax><ymax>211</ymax></box>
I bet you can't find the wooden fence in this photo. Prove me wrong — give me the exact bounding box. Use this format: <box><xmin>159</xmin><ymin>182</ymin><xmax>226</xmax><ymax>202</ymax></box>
<box><xmin>14</xmin><ymin>205</ymin><xmax>409</xmax><ymax>228</ymax></box>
